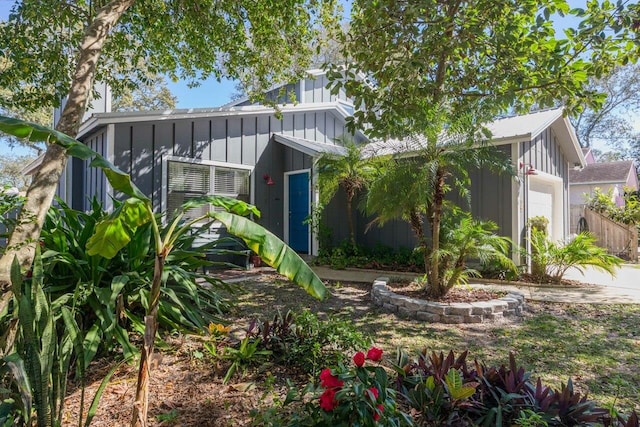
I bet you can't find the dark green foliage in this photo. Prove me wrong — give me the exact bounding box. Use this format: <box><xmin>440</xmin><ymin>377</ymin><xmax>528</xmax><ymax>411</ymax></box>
<box><xmin>528</xmin><ymin>230</ymin><xmax>623</xmax><ymax>283</ymax></box>
<box><xmin>0</xmin><ymin>250</ymin><xmax>118</xmax><ymax>427</ymax></box>
<box><xmin>246</xmin><ymin>310</ymin><xmax>371</xmax><ymax>376</ymax></box>
<box><xmin>317</xmin><ymin>241</ymin><xmax>423</xmax><ymax>272</ymax></box>
<box><xmin>39</xmin><ymin>198</ymin><xmax>232</xmax><ymax>357</ymax></box>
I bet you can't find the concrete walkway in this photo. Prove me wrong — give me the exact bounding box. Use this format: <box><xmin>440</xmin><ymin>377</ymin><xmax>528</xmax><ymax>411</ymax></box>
<box><xmin>311</xmin><ymin>265</ymin><xmax>640</xmax><ymax>304</ymax></box>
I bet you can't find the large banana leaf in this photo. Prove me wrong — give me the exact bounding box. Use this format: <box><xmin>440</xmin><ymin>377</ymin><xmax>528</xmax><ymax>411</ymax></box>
<box><xmin>0</xmin><ymin>115</ymin><xmax>149</xmax><ymax>202</ymax></box>
<box><xmin>86</xmin><ymin>199</ymin><xmax>152</xmax><ymax>259</ymax></box>
<box><xmin>212</xmin><ymin>211</ymin><xmax>327</xmax><ymax>300</ymax></box>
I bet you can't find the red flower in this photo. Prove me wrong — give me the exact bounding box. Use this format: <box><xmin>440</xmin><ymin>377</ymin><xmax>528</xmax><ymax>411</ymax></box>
<box><xmin>353</xmin><ymin>351</ymin><xmax>365</xmax><ymax>367</ymax></box>
<box><xmin>373</xmin><ymin>404</ymin><xmax>384</xmax><ymax>421</ymax></box>
<box><xmin>319</xmin><ymin>368</ymin><xmax>343</xmax><ymax>389</ymax></box>
<box><xmin>366</xmin><ymin>347</ymin><xmax>383</xmax><ymax>361</ymax></box>
<box><xmin>319</xmin><ymin>388</ymin><xmax>338</xmax><ymax>411</ymax></box>
<box><xmin>367</xmin><ymin>387</ymin><xmax>379</xmax><ymax>400</ymax></box>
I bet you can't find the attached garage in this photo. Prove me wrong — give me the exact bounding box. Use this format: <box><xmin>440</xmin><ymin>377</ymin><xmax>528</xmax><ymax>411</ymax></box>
<box><xmin>528</xmin><ymin>174</ymin><xmax>564</xmax><ymax>241</ymax></box>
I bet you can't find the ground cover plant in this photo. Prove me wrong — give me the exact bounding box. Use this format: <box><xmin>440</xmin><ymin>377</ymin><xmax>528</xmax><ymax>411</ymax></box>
<box><xmin>56</xmin><ymin>276</ymin><xmax>640</xmax><ymax>425</ymax></box>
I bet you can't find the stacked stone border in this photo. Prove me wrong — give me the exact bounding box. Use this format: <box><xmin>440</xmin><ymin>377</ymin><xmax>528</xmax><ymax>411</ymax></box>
<box><xmin>371</xmin><ymin>277</ymin><xmax>525</xmax><ymax>324</ymax></box>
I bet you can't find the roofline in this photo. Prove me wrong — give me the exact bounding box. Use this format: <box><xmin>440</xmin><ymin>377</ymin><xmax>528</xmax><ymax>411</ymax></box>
<box><xmin>272</xmin><ymin>134</ymin><xmax>347</xmax><ymax>157</ymax></box>
<box><xmin>77</xmin><ymin>102</ymin><xmax>350</xmax><ymax>139</ymax></box>
<box><xmin>529</xmin><ymin>107</ymin><xmax>564</xmax><ymax>140</ymax></box>
<box><xmin>559</xmin><ymin>114</ymin><xmax>586</xmax><ymax>167</ymax></box>
<box><xmin>222</xmin><ymin>69</ymin><xmax>330</xmax><ymax>108</ymax></box>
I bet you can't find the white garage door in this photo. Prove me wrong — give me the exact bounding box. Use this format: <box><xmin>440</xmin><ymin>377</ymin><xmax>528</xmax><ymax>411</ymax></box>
<box><xmin>529</xmin><ymin>181</ymin><xmax>554</xmax><ymax>236</ymax></box>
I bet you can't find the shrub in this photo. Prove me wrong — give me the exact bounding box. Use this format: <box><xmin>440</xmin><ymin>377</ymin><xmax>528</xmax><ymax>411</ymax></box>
<box><xmin>255</xmin><ymin>347</ymin><xmax>413</xmax><ymax>426</ymax></box>
<box><xmin>528</xmin><ymin>230</ymin><xmax>622</xmax><ymax>283</ymax></box>
<box><xmin>395</xmin><ymin>349</ymin><xmax>620</xmax><ymax>426</ymax></box>
<box><xmin>246</xmin><ymin>310</ymin><xmax>371</xmax><ymax>376</ymax></box>
<box><xmin>39</xmin><ymin>198</ymin><xmax>233</xmax><ymax>356</ymax></box>
<box><xmin>435</xmin><ymin>213</ymin><xmax>517</xmax><ymax>295</ymax></box>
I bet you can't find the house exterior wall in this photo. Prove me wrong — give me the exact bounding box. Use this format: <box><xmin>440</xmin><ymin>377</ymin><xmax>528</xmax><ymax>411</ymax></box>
<box><xmin>324</xmin><ymin>145</ymin><xmax>514</xmax><ymax>252</ymax></box>
<box><xmin>80</xmin><ymin>109</ymin><xmax>345</xmax><ymax>239</ymax></box>
<box><xmin>232</xmin><ymin>74</ymin><xmax>350</xmax><ymax>107</ymax></box>
<box><xmin>73</xmin><ymin>128</ymin><xmax>109</xmax><ymax>211</ymax></box>
<box><xmin>519</xmin><ymin>126</ymin><xmax>569</xmax><ymax>243</ymax></box>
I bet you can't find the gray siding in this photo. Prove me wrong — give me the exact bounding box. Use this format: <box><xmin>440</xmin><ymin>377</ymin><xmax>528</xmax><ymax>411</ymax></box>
<box><xmin>100</xmin><ymin>109</ymin><xmax>347</xmax><ymax>238</ymax></box>
<box><xmin>324</xmin><ymin>145</ymin><xmax>514</xmax><ymax>251</ymax></box>
<box><xmin>234</xmin><ymin>75</ymin><xmax>351</xmax><ymax>107</ymax></box>
<box><xmin>78</xmin><ymin>128</ymin><xmax>108</xmax><ymax>211</ymax></box>
<box><xmin>303</xmin><ymin>75</ymin><xmax>349</xmax><ymax>104</ymax></box>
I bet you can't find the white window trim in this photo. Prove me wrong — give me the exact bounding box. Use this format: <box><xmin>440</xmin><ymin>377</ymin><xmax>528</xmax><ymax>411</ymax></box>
<box><xmin>161</xmin><ymin>155</ymin><xmax>253</xmax><ymax>224</ymax></box>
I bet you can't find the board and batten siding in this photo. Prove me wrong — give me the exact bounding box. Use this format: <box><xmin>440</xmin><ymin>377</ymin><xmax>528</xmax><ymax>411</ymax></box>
<box><xmin>104</xmin><ymin>109</ymin><xmax>346</xmax><ymax>238</ymax></box>
<box><xmin>519</xmin><ymin>126</ymin><xmax>569</xmax><ymax>242</ymax></box>
<box><xmin>233</xmin><ymin>75</ymin><xmax>350</xmax><ymax>107</ymax></box>
<box><xmin>71</xmin><ymin>128</ymin><xmax>108</xmax><ymax>211</ymax></box>
<box><xmin>324</xmin><ymin>145</ymin><xmax>514</xmax><ymax>251</ymax></box>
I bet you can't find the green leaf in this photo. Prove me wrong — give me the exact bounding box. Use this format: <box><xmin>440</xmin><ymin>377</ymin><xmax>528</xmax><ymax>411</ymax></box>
<box><xmin>120</xmin><ymin>199</ymin><xmax>153</xmax><ymax>228</ymax></box>
<box><xmin>86</xmin><ymin>216</ymin><xmax>132</xmax><ymax>259</ymax></box>
<box><xmin>182</xmin><ymin>195</ymin><xmax>260</xmax><ymax>218</ymax></box>
<box><xmin>0</xmin><ymin>116</ymin><xmax>79</xmax><ymax>147</ymax></box>
<box><xmin>211</xmin><ymin>211</ymin><xmax>327</xmax><ymax>300</ymax></box>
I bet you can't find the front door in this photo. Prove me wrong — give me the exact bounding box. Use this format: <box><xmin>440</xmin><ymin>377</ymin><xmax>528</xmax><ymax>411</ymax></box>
<box><xmin>288</xmin><ymin>171</ymin><xmax>310</xmax><ymax>253</ymax></box>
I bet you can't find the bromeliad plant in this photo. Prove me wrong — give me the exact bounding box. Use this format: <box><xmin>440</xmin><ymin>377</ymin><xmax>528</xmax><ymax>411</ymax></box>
<box><xmin>0</xmin><ymin>116</ymin><xmax>328</xmax><ymax>427</ymax></box>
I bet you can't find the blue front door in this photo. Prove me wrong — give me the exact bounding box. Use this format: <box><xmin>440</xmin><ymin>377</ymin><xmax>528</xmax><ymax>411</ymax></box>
<box><xmin>288</xmin><ymin>172</ymin><xmax>310</xmax><ymax>253</ymax></box>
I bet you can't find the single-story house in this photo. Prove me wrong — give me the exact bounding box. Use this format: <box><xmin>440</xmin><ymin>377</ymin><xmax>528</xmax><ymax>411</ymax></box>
<box><xmin>568</xmin><ymin>148</ymin><xmax>638</xmax><ymax>232</ymax></box>
<box><xmin>45</xmin><ymin>71</ymin><xmax>585</xmax><ymax>261</ymax></box>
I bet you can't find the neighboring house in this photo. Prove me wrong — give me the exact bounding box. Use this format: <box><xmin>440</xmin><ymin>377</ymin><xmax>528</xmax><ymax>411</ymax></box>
<box><xmin>568</xmin><ymin>147</ymin><xmax>639</xmax><ymax>233</ymax></box>
<box><xmin>39</xmin><ymin>71</ymin><xmax>584</xmax><ymax>261</ymax></box>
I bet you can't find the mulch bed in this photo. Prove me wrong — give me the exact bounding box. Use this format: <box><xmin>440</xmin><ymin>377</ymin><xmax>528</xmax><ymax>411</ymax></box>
<box><xmin>388</xmin><ymin>282</ymin><xmax>503</xmax><ymax>303</ymax></box>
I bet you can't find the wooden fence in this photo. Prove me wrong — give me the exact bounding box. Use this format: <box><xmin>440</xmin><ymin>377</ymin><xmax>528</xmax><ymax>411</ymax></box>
<box><xmin>580</xmin><ymin>207</ymin><xmax>638</xmax><ymax>261</ymax></box>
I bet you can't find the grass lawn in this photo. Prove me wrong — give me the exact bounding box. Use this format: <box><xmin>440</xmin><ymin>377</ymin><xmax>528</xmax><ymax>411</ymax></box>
<box><xmin>224</xmin><ymin>274</ymin><xmax>640</xmax><ymax>414</ymax></box>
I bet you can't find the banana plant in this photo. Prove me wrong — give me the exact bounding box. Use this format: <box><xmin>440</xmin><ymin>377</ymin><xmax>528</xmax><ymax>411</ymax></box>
<box><xmin>0</xmin><ymin>115</ymin><xmax>328</xmax><ymax>427</ymax></box>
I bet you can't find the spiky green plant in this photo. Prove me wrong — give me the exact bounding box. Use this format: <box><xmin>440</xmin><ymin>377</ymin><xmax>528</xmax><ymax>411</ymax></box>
<box><xmin>438</xmin><ymin>212</ymin><xmax>517</xmax><ymax>292</ymax></box>
<box><xmin>2</xmin><ymin>248</ymin><xmax>119</xmax><ymax>427</ymax></box>
<box><xmin>529</xmin><ymin>230</ymin><xmax>622</xmax><ymax>283</ymax></box>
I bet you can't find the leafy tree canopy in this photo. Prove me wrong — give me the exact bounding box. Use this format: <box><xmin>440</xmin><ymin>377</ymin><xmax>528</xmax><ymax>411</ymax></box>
<box><xmin>0</xmin><ymin>0</ymin><xmax>339</xmax><ymax>115</ymax></box>
<box><xmin>328</xmin><ymin>0</ymin><xmax>640</xmax><ymax>139</ymax></box>
<box><xmin>572</xmin><ymin>63</ymin><xmax>640</xmax><ymax>149</ymax></box>
<box><xmin>0</xmin><ymin>154</ymin><xmax>35</xmax><ymax>191</ymax></box>
<box><xmin>112</xmin><ymin>72</ymin><xmax>177</xmax><ymax>112</ymax></box>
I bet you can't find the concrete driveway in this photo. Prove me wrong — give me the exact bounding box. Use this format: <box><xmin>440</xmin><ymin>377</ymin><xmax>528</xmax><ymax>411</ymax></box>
<box><xmin>475</xmin><ymin>264</ymin><xmax>640</xmax><ymax>304</ymax></box>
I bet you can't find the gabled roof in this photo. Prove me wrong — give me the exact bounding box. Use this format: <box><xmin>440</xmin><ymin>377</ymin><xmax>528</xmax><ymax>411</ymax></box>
<box><xmin>362</xmin><ymin>108</ymin><xmax>585</xmax><ymax>165</ymax></box>
<box><xmin>272</xmin><ymin>134</ymin><xmax>347</xmax><ymax>156</ymax></box>
<box><xmin>569</xmin><ymin>160</ymin><xmax>636</xmax><ymax>185</ymax></box>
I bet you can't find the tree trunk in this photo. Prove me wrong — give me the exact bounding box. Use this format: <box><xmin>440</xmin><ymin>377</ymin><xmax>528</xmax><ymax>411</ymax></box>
<box><xmin>428</xmin><ymin>168</ymin><xmax>446</xmax><ymax>297</ymax></box>
<box><xmin>0</xmin><ymin>0</ymin><xmax>136</xmax><ymax>303</ymax></box>
<box><xmin>131</xmin><ymin>253</ymin><xmax>164</xmax><ymax>427</ymax></box>
<box><xmin>346</xmin><ymin>194</ymin><xmax>355</xmax><ymax>247</ymax></box>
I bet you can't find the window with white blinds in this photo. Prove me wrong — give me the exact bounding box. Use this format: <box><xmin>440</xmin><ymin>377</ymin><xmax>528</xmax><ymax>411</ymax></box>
<box><xmin>167</xmin><ymin>161</ymin><xmax>251</xmax><ymax>220</ymax></box>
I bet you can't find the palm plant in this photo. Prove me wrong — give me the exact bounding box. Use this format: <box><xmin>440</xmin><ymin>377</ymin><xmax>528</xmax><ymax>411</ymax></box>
<box><xmin>365</xmin><ymin>113</ymin><xmax>514</xmax><ymax>297</ymax></box>
<box><xmin>439</xmin><ymin>211</ymin><xmax>517</xmax><ymax>291</ymax></box>
<box><xmin>317</xmin><ymin>137</ymin><xmax>386</xmax><ymax>247</ymax></box>
<box><xmin>529</xmin><ymin>230</ymin><xmax>622</xmax><ymax>283</ymax></box>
